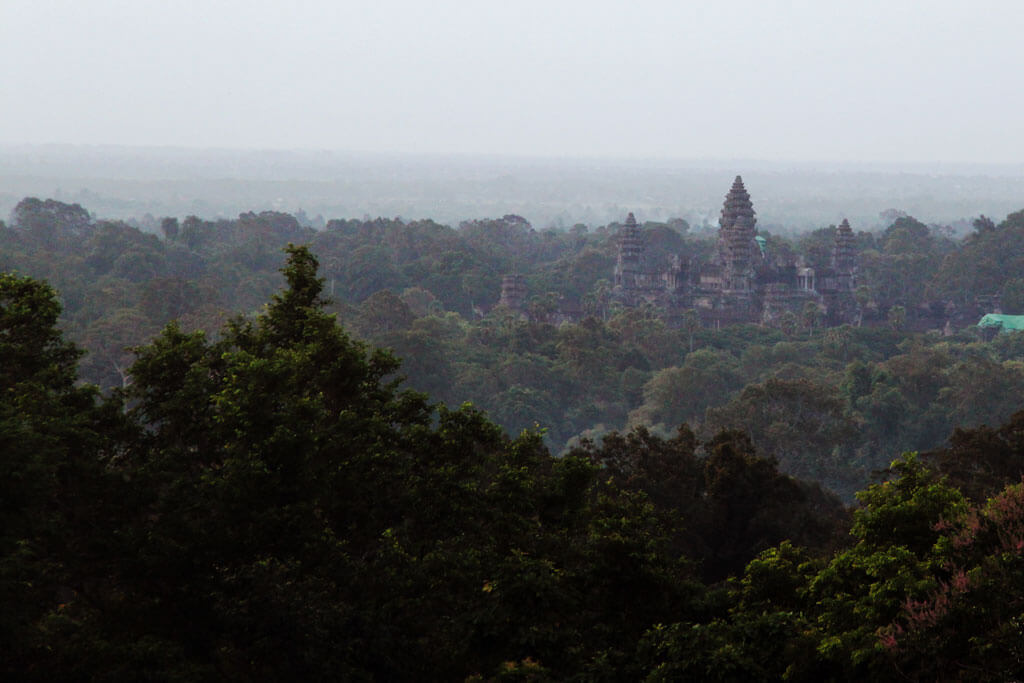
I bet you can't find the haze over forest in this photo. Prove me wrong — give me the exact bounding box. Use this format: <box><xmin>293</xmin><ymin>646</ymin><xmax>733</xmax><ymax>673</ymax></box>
<box><xmin>3</xmin><ymin>145</ymin><xmax>1024</xmax><ymax>234</ymax></box>
<box><xmin>5</xmin><ymin>1</ymin><xmax>1024</xmax><ymax>231</ymax></box>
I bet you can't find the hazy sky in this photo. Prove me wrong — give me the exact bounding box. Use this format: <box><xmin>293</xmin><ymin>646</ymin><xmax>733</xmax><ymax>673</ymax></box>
<box><xmin>3</xmin><ymin>1</ymin><xmax>1023</xmax><ymax>163</ymax></box>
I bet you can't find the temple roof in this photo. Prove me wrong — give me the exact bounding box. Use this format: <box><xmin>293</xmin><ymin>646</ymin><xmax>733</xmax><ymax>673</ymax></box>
<box><xmin>833</xmin><ymin>218</ymin><xmax>857</xmax><ymax>270</ymax></box>
<box><xmin>720</xmin><ymin>175</ymin><xmax>756</xmax><ymax>232</ymax></box>
<box><xmin>835</xmin><ymin>218</ymin><xmax>855</xmax><ymax>248</ymax></box>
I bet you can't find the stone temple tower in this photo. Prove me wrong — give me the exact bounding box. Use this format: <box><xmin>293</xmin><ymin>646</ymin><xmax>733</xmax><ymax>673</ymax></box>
<box><xmin>718</xmin><ymin>175</ymin><xmax>759</xmax><ymax>292</ymax></box>
<box><xmin>832</xmin><ymin>218</ymin><xmax>857</xmax><ymax>290</ymax></box>
<box><xmin>614</xmin><ymin>212</ymin><xmax>644</xmax><ymax>290</ymax></box>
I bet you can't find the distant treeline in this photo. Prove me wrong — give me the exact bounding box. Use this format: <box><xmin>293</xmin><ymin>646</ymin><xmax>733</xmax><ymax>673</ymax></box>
<box><xmin>5</xmin><ymin>146</ymin><xmax>1024</xmax><ymax>230</ymax></box>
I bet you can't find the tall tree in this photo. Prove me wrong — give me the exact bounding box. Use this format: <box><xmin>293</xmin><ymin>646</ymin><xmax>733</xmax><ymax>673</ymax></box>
<box><xmin>0</xmin><ymin>273</ymin><xmax>125</xmax><ymax>675</ymax></box>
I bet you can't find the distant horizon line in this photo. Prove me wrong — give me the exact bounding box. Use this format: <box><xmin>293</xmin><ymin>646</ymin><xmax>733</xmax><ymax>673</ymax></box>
<box><xmin>3</xmin><ymin>142</ymin><xmax>1024</xmax><ymax>176</ymax></box>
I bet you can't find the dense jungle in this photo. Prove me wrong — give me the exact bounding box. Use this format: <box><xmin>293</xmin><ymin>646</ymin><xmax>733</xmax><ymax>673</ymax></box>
<box><xmin>5</xmin><ymin>198</ymin><xmax>1024</xmax><ymax>679</ymax></box>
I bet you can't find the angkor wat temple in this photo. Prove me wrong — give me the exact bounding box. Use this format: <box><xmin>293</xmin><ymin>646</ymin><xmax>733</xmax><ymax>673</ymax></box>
<box><xmin>611</xmin><ymin>175</ymin><xmax>858</xmax><ymax>327</ymax></box>
<box><xmin>499</xmin><ymin>175</ymin><xmax>860</xmax><ymax>328</ymax></box>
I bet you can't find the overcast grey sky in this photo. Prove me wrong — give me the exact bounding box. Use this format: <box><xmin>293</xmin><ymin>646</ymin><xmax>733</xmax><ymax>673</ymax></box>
<box><xmin>2</xmin><ymin>1</ymin><xmax>1022</xmax><ymax>163</ymax></box>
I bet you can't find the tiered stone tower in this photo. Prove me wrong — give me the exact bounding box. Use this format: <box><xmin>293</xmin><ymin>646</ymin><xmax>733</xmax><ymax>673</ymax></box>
<box><xmin>832</xmin><ymin>218</ymin><xmax>857</xmax><ymax>290</ymax></box>
<box><xmin>614</xmin><ymin>212</ymin><xmax>644</xmax><ymax>290</ymax></box>
<box><xmin>717</xmin><ymin>176</ymin><xmax>759</xmax><ymax>292</ymax></box>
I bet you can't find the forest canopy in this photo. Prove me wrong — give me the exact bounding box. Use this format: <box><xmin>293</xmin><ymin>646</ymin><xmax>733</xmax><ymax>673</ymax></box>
<box><xmin>4</xmin><ymin>242</ymin><xmax>1024</xmax><ymax>680</ymax></box>
<box><xmin>3</xmin><ymin>197</ymin><xmax>1024</xmax><ymax>498</ymax></box>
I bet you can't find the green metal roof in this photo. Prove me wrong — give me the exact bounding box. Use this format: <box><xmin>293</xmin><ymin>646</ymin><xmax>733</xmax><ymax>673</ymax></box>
<box><xmin>977</xmin><ymin>313</ymin><xmax>1024</xmax><ymax>331</ymax></box>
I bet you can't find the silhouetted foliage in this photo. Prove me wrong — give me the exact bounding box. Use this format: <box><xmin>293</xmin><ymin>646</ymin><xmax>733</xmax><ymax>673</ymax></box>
<box><xmin>7</xmin><ymin>244</ymin><xmax>1024</xmax><ymax>679</ymax></box>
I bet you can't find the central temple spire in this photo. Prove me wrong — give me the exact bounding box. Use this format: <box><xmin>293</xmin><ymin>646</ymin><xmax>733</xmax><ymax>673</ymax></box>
<box><xmin>832</xmin><ymin>218</ymin><xmax>855</xmax><ymax>270</ymax></box>
<box><xmin>614</xmin><ymin>211</ymin><xmax>644</xmax><ymax>289</ymax></box>
<box><xmin>718</xmin><ymin>175</ymin><xmax>759</xmax><ymax>291</ymax></box>
<box><xmin>720</xmin><ymin>175</ymin><xmax>756</xmax><ymax>234</ymax></box>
